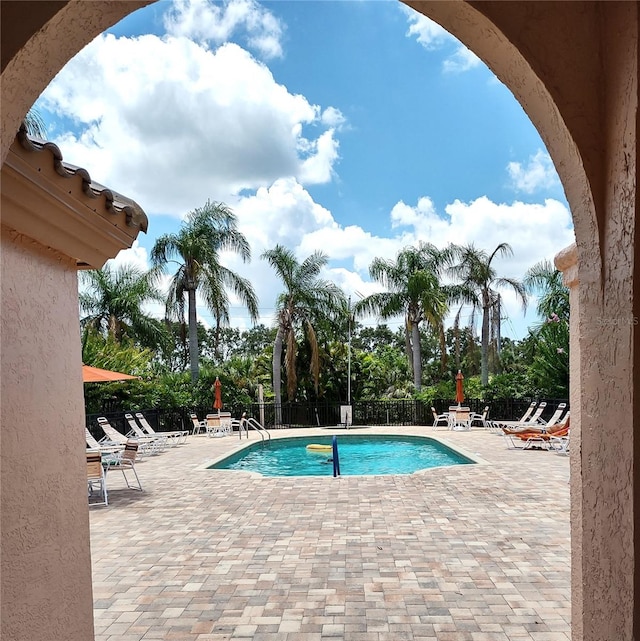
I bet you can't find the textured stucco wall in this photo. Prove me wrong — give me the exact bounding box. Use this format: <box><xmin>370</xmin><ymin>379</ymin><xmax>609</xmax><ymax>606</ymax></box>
<box><xmin>0</xmin><ymin>1</ymin><xmax>638</xmax><ymax>640</ymax></box>
<box><xmin>0</xmin><ymin>226</ymin><xmax>94</xmax><ymax>641</ymax></box>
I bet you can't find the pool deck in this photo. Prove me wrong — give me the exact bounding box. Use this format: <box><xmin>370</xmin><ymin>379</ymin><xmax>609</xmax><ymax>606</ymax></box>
<box><xmin>91</xmin><ymin>426</ymin><xmax>571</xmax><ymax>641</ymax></box>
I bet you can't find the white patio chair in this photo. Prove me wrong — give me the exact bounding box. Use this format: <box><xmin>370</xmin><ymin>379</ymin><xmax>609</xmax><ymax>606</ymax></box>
<box><xmin>206</xmin><ymin>414</ymin><xmax>226</xmax><ymax>437</ymax></box>
<box><xmin>87</xmin><ymin>450</ymin><xmax>108</xmax><ymax>507</ymax></box>
<box><xmin>103</xmin><ymin>439</ymin><xmax>143</xmax><ymax>491</ymax></box>
<box><xmin>190</xmin><ymin>413</ymin><xmax>206</xmax><ymax>436</ymax></box>
<box><xmin>431</xmin><ymin>407</ymin><xmax>450</xmax><ymax>430</ymax></box>
<box><xmin>470</xmin><ymin>406</ymin><xmax>490</xmax><ymax>428</ymax></box>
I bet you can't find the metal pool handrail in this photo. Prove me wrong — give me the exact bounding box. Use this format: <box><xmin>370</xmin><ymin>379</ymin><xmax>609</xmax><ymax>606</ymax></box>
<box><xmin>244</xmin><ymin>416</ymin><xmax>271</xmax><ymax>442</ymax></box>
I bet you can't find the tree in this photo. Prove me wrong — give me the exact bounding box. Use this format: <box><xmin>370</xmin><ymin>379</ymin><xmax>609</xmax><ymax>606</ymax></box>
<box><xmin>79</xmin><ymin>263</ymin><xmax>167</xmax><ymax>351</ymax></box>
<box><xmin>354</xmin><ymin>242</ymin><xmax>453</xmax><ymax>391</ymax></box>
<box><xmin>449</xmin><ymin>242</ymin><xmax>528</xmax><ymax>386</ymax></box>
<box><xmin>151</xmin><ymin>201</ymin><xmax>259</xmax><ymax>382</ymax></box>
<box><xmin>523</xmin><ymin>259</ymin><xmax>569</xmax><ymax>323</ymax></box>
<box><xmin>262</xmin><ymin>245</ymin><xmax>345</xmax><ymax>424</ymax></box>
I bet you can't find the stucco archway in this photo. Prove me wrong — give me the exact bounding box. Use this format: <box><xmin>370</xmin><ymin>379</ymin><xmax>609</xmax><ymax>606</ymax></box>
<box><xmin>1</xmin><ymin>2</ymin><xmax>637</xmax><ymax>640</ymax></box>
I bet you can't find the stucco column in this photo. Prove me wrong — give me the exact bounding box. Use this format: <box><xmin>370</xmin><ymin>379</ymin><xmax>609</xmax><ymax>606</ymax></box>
<box><xmin>555</xmin><ymin>244</ymin><xmax>581</xmax><ymax>641</ymax></box>
<box><xmin>0</xmin><ymin>230</ymin><xmax>94</xmax><ymax>641</ymax></box>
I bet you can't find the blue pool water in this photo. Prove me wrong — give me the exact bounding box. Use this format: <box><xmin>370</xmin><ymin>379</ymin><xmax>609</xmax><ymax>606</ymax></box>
<box><xmin>208</xmin><ymin>434</ymin><xmax>473</xmax><ymax>477</ymax></box>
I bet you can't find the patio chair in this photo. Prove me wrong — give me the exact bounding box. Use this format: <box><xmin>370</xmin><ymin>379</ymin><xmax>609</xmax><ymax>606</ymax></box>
<box><xmin>87</xmin><ymin>450</ymin><xmax>108</xmax><ymax>506</ymax></box>
<box><xmin>190</xmin><ymin>413</ymin><xmax>206</xmax><ymax>436</ymax></box>
<box><xmin>431</xmin><ymin>407</ymin><xmax>451</xmax><ymax>430</ymax></box>
<box><xmin>206</xmin><ymin>414</ymin><xmax>226</xmax><ymax>437</ymax></box>
<box><xmin>97</xmin><ymin>417</ymin><xmax>156</xmax><ymax>457</ymax></box>
<box><xmin>134</xmin><ymin>412</ymin><xmax>188</xmax><ymax>445</ymax></box>
<box><xmin>450</xmin><ymin>406</ymin><xmax>471</xmax><ymax>430</ymax></box>
<box><xmin>124</xmin><ymin>413</ymin><xmax>168</xmax><ymax>451</ymax></box>
<box><xmin>218</xmin><ymin>411</ymin><xmax>233</xmax><ymax>435</ymax></box>
<box><xmin>470</xmin><ymin>406</ymin><xmax>490</xmax><ymax>428</ymax></box>
<box><xmin>538</xmin><ymin>403</ymin><xmax>568</xmax><ymax>427</ymax></box>
<box><xmin>103</xmin><ymin>439</ymin><xmax>143</xmax><ymax>491</ymax></box>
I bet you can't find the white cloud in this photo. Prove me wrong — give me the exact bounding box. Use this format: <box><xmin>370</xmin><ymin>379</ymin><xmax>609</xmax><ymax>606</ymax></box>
<box><xmin>507</xmin><ymin>150</ymin><xmax>561</xmax><ymax>194</ymax></box>
<box><xmin>401</xmin><ymin>5</ymin><xmax>481</xmax><ymax>74</ymax></box>
<box><xmin>38</xmin><ymin>33</ymin><xmax>342</xmax><ymax>216</ymax></box>
<box><xmin>164</xmin><ymin>0</ymin><xmax>284</xmax><ymax>58</ymax></box>
<box><xmin>443</xmin><ymin>46</ymin><xmax>482</xmax><ymax>74</ymax></box>
<box><xmin>402</xmin><ymin>7</ymin><xmax>450</xmax><ymax>50</ymax></box>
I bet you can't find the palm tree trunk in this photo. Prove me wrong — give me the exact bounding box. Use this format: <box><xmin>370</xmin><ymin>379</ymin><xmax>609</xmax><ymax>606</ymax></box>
<box><xmin>481</xmin><ymin>291</ymin><xmax>490</xmax><ymax>386</ymax></box>
<box><xmin>273</xmin><ymin>324</ymin><xmax>284</xmax><ymax>425</ymax></box>
<box><xmin>411</xmin><ymin>321</ymin><xmax>422</xmax><ymax>391</ymax></box>
<box><xmin>187</xmin><ymin>288</ymin><xmax>199</xmax><ymax>382</ymax></box>
<box><xmin>438</xmin><ymin>324</ymin><xmax>448</xmax><ymax>374</ymax></box>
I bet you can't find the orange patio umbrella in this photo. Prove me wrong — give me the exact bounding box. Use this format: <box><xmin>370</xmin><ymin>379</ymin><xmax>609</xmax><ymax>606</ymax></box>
<box><xmin>213</xmin><ymin>376</ymin><xmax>223</xmax><ymax>410</ymax></box>
<box><xmin>455</xmin><ymin>370</ymin><xmax>465</xmax><ymax>405</ymax></box>
<box><xmin>82</xmin><ymin>364</ymin><xmax>139</xmax><ymax>383</ymax></box>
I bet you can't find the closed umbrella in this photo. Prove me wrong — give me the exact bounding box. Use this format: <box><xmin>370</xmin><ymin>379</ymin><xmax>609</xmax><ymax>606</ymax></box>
<box><xmin>213</xmin><ymin>376</ymin><xmax>223</xmax><ymax>411</ymax></box>
<box><xmin>455</xmin><ymin>370</ymin><xmax>464</xmax><ymax>406</ymax></box>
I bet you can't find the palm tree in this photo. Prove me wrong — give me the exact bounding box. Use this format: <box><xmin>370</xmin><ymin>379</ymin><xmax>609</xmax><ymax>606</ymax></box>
<box><xmin>523</xmin><ymin>259</ymin><xmax>569</xmax><ymax>322</ymax></box>
<box><xmin>151</xmin><ymin>201</ymin><xmax>259</xmax><ymax>382</ymax></box>
<box><xmin>354</xmin><ymin>242</ymin><xmax>454</xmax><ymax>391</ymax></box>
<box><xmin>262</xmin><ymin>245</ymin><xmax>345</xmax><ymax>425</ymax></box>
<box><xmin>79</xmin><ymin>263</ymin><xmax>166</xmax><ymax>350</ymax></box>
<box><xmin>449</xmin><ymin>242</ymin><xmax>528</xmax><ymax>386</ymax></box>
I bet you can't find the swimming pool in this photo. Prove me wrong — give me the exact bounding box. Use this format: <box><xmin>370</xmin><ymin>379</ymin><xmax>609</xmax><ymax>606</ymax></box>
<box><xmin>208</xmin><ymin>434</ymin><xmax>473</xmax><ymax>477</ymax></box>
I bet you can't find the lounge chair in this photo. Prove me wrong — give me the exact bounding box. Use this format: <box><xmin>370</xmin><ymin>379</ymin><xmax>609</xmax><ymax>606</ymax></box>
<box><xmin>134</xmin><ymin>412</ymin><xmax>188</xmax><ymax>445</ymax></box>
<box><xmin>97</xmin><ymin>417</ymin><xmax>157</xmax><ymax>456</ymax></box>
<box><xmin>86</xmin><ymin>427</ymin><xmax>123</xmax><ymax>455</ymax></box>
<box><xmin>87</xmin><ymin>450</ymin><xmax>108</xmax><ymax>506</ymax></box>
<box><xmin>124</xmin><ymin>413</ymin><xmax>168</xmax><ymax>451</ymax></box>
<box><xmin>487</xmin><ymin>402</ymin><xmax>536</xmax><ymax>433</ymax></box>
<box><xmin>431</xmin><ymin>407</ymin><xmax>451</xmax><ymax>430</ymax></box>
<box><xmin>516</xmin><ymin>423</ymin><xmax>570</xmax><ymax>450</ymax></box>
<box><xmin>549</xmin><ymin>432</ymin><xmax>570</xmax><ymax>455</ymax></box>
<box><xmin>102</xmin><ymin>439</ymin><xmax>143</xmax><ymax>491</ymax></box>
<box><xmin>501</xmin><ymin>408</ymin><xmax>569</xmax><ymax>436</ymax></box>
<box><xmin>504</xmin><ymin>416</ymin><xmax>570</xmax><ymax>449</ymax></box>
<box><xmin>493</xmin><ymin>402</ymin><xmax>548</xmax><ymax>431</ymax></box>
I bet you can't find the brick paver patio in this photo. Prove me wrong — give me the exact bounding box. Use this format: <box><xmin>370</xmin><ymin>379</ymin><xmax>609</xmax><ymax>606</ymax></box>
<box><xmin>90</xmin><ymin>426</ymin><xmax>571</xmax><ymax>640</ymax></box>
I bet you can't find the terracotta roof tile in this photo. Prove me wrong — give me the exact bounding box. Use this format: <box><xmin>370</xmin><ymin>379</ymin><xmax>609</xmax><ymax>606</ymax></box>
<box><xmin>16</xmin><ymin>124</ymin><xmax>148</xmax><ymax>234</ymax></box>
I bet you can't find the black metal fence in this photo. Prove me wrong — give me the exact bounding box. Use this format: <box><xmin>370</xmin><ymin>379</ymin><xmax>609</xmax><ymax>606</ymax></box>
<box><xmin>86</xmin><ymin>397</ymin><xmax>569</xmax><ymax>439</ymax></box>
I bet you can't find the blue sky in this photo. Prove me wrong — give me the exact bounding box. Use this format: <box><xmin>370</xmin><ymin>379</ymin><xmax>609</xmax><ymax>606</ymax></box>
<box><xmin>37</xmin><ymin>0</ymin><xmax>575</xmax><ymax>339</ymax></box>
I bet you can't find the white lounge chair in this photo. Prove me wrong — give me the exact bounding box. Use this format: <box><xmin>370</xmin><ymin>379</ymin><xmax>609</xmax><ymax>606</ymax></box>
<box><xmin>134</xmin><ymin>412</ymin><xmax>188</xmax><ymax>445</ymax></box>
<box><xmin>97</xmin><ymin>417</ymin><xmax>157</xmax><ymax>456</ymax></box>
<box><xmin>493</xmin><ymin>402</ymin><xmax>548</xmax><ymax>431</ymax></box>
<box><xmin>86</xmin><ymin>427</ymin><xmax>123</xmax><ymax>455</ymax></box>
<box><xmin>124</xmin><ymin>413</ymin><xmax>168</xmax><ymax>451</ymax></box>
